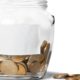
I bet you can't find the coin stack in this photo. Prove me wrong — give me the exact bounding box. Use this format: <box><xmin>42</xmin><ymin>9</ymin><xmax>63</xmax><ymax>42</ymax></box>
<box><xmin>0</xmin><ymin>40</ymin><xmax>50</xmax><ymax>75</ymax></box>
<box><xmin>53</xmin><ymin>73</ymin><xmax>80</xmax><ymax>80</ymax></box>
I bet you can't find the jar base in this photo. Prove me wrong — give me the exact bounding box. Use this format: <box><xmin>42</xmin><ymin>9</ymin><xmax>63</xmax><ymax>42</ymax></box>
<box><xmin>0</xmin><ymin>71</ymin><xmax>47</xmax><ymax>80</ymax></box>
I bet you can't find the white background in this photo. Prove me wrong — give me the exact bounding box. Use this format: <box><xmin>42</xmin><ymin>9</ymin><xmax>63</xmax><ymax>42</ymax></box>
<box><xmin>47</xmin><ymin>0</ymin><xmax>80</xmax><ymax>75</ymax></box>
<box><xmin>0</xmin><ymin>0</ymin><xmax>80</xmax><ymax>80</ymax></box>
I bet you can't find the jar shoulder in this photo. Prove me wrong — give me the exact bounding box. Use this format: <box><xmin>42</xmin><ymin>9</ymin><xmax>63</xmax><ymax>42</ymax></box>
<box><xmin>0</xmin><ymin>7</ymin><xmax>54</xmax><ymax>26</ymax></box>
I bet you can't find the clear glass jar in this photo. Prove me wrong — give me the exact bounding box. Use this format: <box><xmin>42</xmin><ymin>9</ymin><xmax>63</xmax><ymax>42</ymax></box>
<box><xmin>0</xmin><ymin>0</ymin><xmax>55</xmax><ymax>79</ymax></box>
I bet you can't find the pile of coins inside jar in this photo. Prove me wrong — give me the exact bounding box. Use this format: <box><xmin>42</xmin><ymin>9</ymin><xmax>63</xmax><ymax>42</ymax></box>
<box><xmin>0</xmin><ymin>40</ymin><xmax>50</xmax><ymax>75</ymax></box>
<box><xmin>53</xmin><ymin>73</ymin><xmax>80</xmax><ymax>80</ymax></box>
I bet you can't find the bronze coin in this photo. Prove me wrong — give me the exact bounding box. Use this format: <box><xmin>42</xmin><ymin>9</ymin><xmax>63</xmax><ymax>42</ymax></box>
<box><xmin>41</xmin><ymin>40</ymin><xmax>48</xmax><ymax>54</ymax></box>
<box><xmin>68</xmin><ymin>74</ymin><xmax>80</xmax><ymax>80</ymax></box>
<box><xmin>66</xmin><ymin>77</ymin><xmax>78</xmax><ymax>80</ymax></box>
<box><xmin>76</xmin><ymin>76</ymin><xmax>80</xmax><ymax>80</ymax></box>
<box><xmin>28</xmin><ymin>54</ymin><xmax>45</xmax><ymax>63</ymax></box>
<box><xmin>44</xmin><ymin>43</ymin><xmax>50</xmax><ymax>57</ymax></box>
<box><xmin>0</xmin><ymin>56</ymin><xmax>7</xmax><ymax>62</ymax></box>
<box><xmin>22</xmin><ymin>56</ymin><xmax>30</xmax><ymax>64</ymax></box>
<box><xmin>53</xmin><ymin>73</ymin><xmax>69</xmax><ymax>79</ymax></box>
<box><xmin>11</xmin><ymin>56</ymin><xmax>25</xmax><ymax>62</ymax></box>
<box><xmin>1</xmin><ymin>60</ymin><xmax>18</xmax><ymax>75</ymax></box>
<box><xmin>69</xmin><ymin>74</ymin><xmax>80</xmax><ymax>77</ymax></box>
<box><xmin>27</xmin><ymin>61</ymin><xmax>41</xmax><ymax>74</ymax></box>
<box><xmin>40</xmin><ymin>62</ymin><xmax>46</xmax><ymax>72</ymax></box>
<box><xmin>17</xmin><ymin>63</ymin><xmax>27</xmax><ymax>75</ymax></box>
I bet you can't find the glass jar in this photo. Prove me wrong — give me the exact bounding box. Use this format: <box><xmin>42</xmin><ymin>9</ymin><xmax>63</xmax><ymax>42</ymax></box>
<box><xmin>0</xmin><ymin>0</ymin><xmax>55</xmax><ymax>79</ymax></box>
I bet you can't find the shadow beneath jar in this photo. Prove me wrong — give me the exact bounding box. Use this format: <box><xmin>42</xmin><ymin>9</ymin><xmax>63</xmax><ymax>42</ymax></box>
<box><xmin>0</xmin><ymin>72</ymin><xmax>54</xmax><ymax>80</ymax></box>
<box><xmin>29</xmin><ymin>72</ymin><xmax>54</xmax><ymax>80</ymax></box>
<box><xmin>43</xmin><ymin>72</ymin><xmax>54</xmax><ymax>79</ymax></box>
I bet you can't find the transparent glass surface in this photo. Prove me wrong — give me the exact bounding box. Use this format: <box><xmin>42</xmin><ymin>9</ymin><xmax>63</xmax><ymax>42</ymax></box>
<box><xmin>0</xmin><ymin>0</ymin><xmax>55</xmax><ymax>79</ymax></box>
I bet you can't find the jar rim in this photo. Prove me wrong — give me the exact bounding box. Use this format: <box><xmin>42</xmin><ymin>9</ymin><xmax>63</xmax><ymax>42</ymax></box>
<box><xmin>0</xmin><ymin>0</ymin><xmax>48</xmax><ymax>8</ymax></box>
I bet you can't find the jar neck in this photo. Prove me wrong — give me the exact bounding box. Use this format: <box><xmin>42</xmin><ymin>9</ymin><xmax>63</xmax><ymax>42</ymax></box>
<box><xmin>0</xmin><ymin>0</ymin><xmax>48</xmax><ymax>9</ymax></box>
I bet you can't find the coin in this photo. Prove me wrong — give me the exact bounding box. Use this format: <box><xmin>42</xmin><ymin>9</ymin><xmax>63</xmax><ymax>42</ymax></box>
<box><xmin>40</xmin><ymin>62</ymin><xmax>45</xmax><ymax>72</ymax></box>
<box><xmin>1</xmin><ymin>60</ymin><xmax>18</xmax><ymax>75</ymax></box>
<box><xmin>28</xmin><ymin>61</ymin><xmax>41</xmax><ymax>74</ymax></box>
<box><xmin>76</xmin><ymin>76</ymin><xmax>80</xmax><ymax>80</ymax></box>
<box><xmin>67</xmin><ymin>74</ymin><xmax>80</xmax><ymax>80</ymax></box>
<box><xmin>11</xmin><ymin>56</ymin><xmax>25</xmax><ymax>62</ymax></box>
<box><xmin>0</xmin><ymin>63</ymin><xmax>1</xmax><ymax>72</ymax></box>
<box><xmin>66</xmin><ymin>77</ymin><xmax>78</xmax><ymax>80</ymax></box>
<box><xmin>0</xmin><ymin>56</ymin><xmax>7</xmax><ymax>62</ymax></box>
<box><xmin>69</xmin><ymin>74</ymin><xmax>80</xmax><ymax>77</ymax></box>
<box><xmin>28</xmin><ymin>54</ymin><xmax>45</xmax><ymax>63</ymax></box>
<box><xmin>53</xmin><ymin>73</ymin><xmax>69</xmax><ymax>79</ymax></box>
<box><xmin>44</xmin><ymin>43</ymin><xmax>50</xmax><ymax>58</ymax></box>
<box><xmin>41</xmin><ymin>40</ymin><xmax>48</xmax><ymax>54</ymax></box>
<box><xmin>17</xmin><ymin>63</ymin><xmax>27</xmax><ymax>75</ymax></box>
<box><xmin>22</xmin><ymin>56</ymin><xmax>30</xmax><ymax>64</ymax></box>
